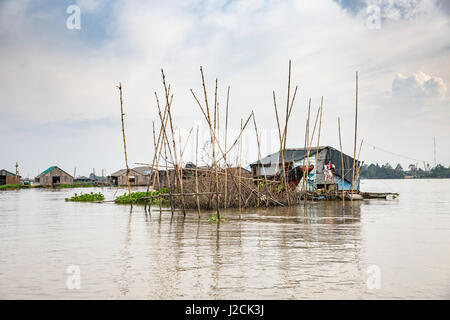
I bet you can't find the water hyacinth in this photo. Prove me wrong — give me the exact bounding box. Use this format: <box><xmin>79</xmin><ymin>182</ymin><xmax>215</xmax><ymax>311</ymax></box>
<box><xmin>114</xmin><ymin>188</ymin><xmax>169</xmax><ymax>205</ymax></box>
<box><xmin>65</xmin><ymin>192</ymin><xmax>105</xmax><ymax>202</ymax></box>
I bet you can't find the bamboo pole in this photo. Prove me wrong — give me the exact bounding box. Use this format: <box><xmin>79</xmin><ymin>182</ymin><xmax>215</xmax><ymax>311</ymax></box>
<box><xmin>195</xmin><ymin>126</ymin><xmax>201</xmax><ymax>217</ymax></box>
<box><xmin>283</xmin><ymin>60</ymin><xmax>291</xmax><ymax>165</ymax></box>
<box><xmin>338</xmin><ymin>117</ymin><xmax>345</xmax><ymax>207</ymax></box>
<box><xmin>191</xmin><ymin>89</ymin><xmax>247</xmax><ymax>205</ymax></box>
<box><xmin>163</xmin><ymin>132</ymin><xmax>174</xmax><ymax>215</ymax></box>
<box><xmin>273</xmin><ymin>91</ymin><xmax>290</xmax><ymax>206</ymax></box>
<box><xmin>118</xmin><ymin>83</ymin><xmax>133</xmax><ymax>208</ymax></box>
<box><xmin>213</xmin><ymin>79</ymin><xmax>220</xmax><ymax>219</ymax></box>
<box><xmin>305</xmin><ymin>103</ymin><xmax>313</xmax><ymax>201</ymax></box>
<box><xmin>161</xmin><ymin>69</ymin><xmax>187</xmax><ymax>215</ymax></box>
<box><xmin>309</xmin><ymin>104</ymin><xmax>321</xmax><ymax>148</ymax></box>
<box><xmin>314</xmin><ymin>97</ymin><xmax>323</xmax><ymax>190</ymax></box>
<box><xmin>356</xmin><ymin>139</ymin><xmax>363</xmax><ymax>192</ymax></box>
<box><xmin>152</xmin><ymin>92</ymin><xmax>172</xmax><ymax>212</ymax></box>
<box><xmin>224</xmin><ymin>86</ymin><xmax>230</xmax><ymax>209</ymax></box>
<box><xmin>239</xmin><ymin>119</ymin><xmax>243</xmax><ymax>211</ymax></box>
<box><xmin>252</xmin><ymin>112</ymin><xmax>267</xmax><ymax>207</ymax></box>
<box><xmin>149</xmin><ymin>121</ymin><xmax>157</xmax><ymax>214</ymax></box>
<box><xmin>351</xmin><ymin>72</ymin><xmax>358</xmax><ymax>205</ymax></box>
<box><xmin>149</xmin><ymin>120</ymin><xmax>163</xmax><ymax>212</ymax></box>
<box><xmin>302</xmin><ymin>98</ymin><xmax>311</xmax><ymax>202</ymax></box>
<box><xmin>144</xmin><ymin>91</ymin><xmax>170</xmax><ymax>209</ymax></box>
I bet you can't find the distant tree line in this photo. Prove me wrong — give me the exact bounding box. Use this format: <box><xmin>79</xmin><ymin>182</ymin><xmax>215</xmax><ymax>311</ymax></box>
<box><xmin>360</xmin><ymin>163</ymin><xmax>450</xmax><ymax>179</ymax></box>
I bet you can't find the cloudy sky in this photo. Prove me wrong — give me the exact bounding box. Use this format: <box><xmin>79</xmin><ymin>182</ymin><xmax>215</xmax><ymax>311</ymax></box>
<box><xmin>0</xmin><ymin>0</ymin><xmax>449</xmax><ymax>178</ymax></box>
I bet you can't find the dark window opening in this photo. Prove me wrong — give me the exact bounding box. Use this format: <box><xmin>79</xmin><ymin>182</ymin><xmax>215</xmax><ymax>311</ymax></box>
<box><xmin>52</xmin><ymin>176</ymin><xmax>61</xmax><ymax>184</ymax></box>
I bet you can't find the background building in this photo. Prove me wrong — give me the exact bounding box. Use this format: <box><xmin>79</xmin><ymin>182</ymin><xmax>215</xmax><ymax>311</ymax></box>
<box><xmin>0</xmin><ymin>169</ymin><xmax>20</xmax><ymax>185</ymax></box>
<box><xmin>35</xmin><ymin>166</ymin><xmax>73</xmax><ymax>187</ymax></box>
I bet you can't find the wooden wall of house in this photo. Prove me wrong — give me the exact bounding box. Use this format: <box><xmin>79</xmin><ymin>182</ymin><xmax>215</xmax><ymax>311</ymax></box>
<box><xmin>5</xmin><ymin>176</ymin><xmax>20</xmax><ymax>184</ymax></box>
<box><xmin>117</xmin><ymin>174</ymin><xmax>151</xmax><ymax>186</ymax></box>
<box><xmin>39</xmin><ymin>167</ymin><xmax>73</xmax><ymax>186</ymax></box>
<box><xmin>114</xmin><ymin>171</ymin><xmax>176</xmax><ymax>188</ymax></box>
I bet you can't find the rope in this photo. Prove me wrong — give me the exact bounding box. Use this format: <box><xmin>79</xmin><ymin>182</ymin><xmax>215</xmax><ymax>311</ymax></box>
<box><xmin>361</xmin><ymin>140</ymin><xmax>430</xmax><ymax>164</ymax></box>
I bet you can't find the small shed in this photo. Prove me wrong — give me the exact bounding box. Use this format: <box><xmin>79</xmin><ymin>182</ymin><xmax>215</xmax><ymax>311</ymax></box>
<box><xmin>0</xmin><ymin>169</ymin><xmax>20</xmax><ymax>185</ymax></box>
<box><xmin>250</xmin><ymin>146</ymin><xmax>361</xmax><ymax>191</ymax></box>
<box><xmin>35</xmin><ymin>166</ymin><xmax>73</xmax><ymax>187</ymax></box>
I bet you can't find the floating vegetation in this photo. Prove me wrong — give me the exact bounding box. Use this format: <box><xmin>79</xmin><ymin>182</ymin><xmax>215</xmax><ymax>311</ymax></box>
<box><xmin>206</xmin><ymin>215</ymin><xmax>228</xmax><ymax>223</ymax></box>
<box><xmin>114</xmin><ymin>189</ymin><xmax>169</xmax><ymax>205</ymax></box>
<box><xmin>65</xmin><ymin>192</ymin><xmax>105</xmax><ymax>202</ymax></box>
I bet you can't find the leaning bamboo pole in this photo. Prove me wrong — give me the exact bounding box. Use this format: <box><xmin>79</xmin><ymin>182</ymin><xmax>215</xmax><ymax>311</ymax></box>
<box><xmin>161</xmin><ymin>69</ymin><xmax>187</xmax><ymax>215</ymax></box>
<box><xmin>338</xmin><ymin>117</ymin><xmax>345</xmax><ymax>207</ymax></box>
<box><xmin>351</xmin><ymin>71</ymin><xmax>359</xmax><ymax>205</ymax></box>
<box><xmin>145</xmin><ymin>90</ymin><xmax>171</xmax><ymax>210</ymax></box>
<box><xmin>118</xmin><ymin>83</ymin><xmax>133</xmax><ymax>208</ymax></box>
<box><xmin>150</xmin><ymin>121</ymin><xmax>164</xmax><ymax>213</ymax></box>
<box><xmin>162</xmin><ymin>132</ymin><xmax>174</xmax><ymax>215</ymax></box>
<box><xmin>309</xmin><ymin>104</ymin><xmax>321</xmax><ymax>148</ymax></box>
<box><xmin>150</xmin><ymin>92</ymin><xmax>173</xmax><ymax>213</ymax></box>
<box><xmin>273</xmin><ymin>91</ymin><xmax>290</xmax><ymax>206</ymax></box>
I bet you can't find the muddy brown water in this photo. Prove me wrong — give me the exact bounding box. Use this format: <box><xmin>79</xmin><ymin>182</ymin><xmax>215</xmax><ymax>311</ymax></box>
<box><xmin>0</xmin><ymin>179</ymin><xmax>449</xmax><ymax>299</ymax></box>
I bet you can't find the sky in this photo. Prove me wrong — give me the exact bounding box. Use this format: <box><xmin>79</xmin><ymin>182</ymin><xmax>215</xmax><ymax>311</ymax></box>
<box><xmin>0</xmin><ymin>0</ymin><xmax>449</xmax><ymax>178</ymax></box>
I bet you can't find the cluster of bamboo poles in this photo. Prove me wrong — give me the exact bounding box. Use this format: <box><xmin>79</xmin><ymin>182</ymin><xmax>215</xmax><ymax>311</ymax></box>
<box><xmin>117</xmin><ymin>62</ymin><xmax>362</xmax><ymax>216</ymax></box>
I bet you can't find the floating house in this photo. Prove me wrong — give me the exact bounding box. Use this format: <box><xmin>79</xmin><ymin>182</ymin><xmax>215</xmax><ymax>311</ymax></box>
<box><xmin>0</xmin><ymin>169</ymin><xmax>20</xmax><ymax>185</ymax></box>
<box><xmin>35</xmin><ymin>166</ymin><xmax>73</xmax><ymax>186</ymax></box>
<box><xmin>249</xmin><ymin>146</ymin><xmax>360</xmax><ymax>191</ymax></box>
<box><xmin>110</xmin><ymin>166</ymin><xmax>153</xmax><ymax>186</ymax></box>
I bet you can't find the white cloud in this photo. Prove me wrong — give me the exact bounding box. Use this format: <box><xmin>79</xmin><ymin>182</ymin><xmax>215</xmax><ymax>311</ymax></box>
<box><xmin>392</xmin><ymin>72</ymin><xmax>447</xmax><ymax>101</ymax></box>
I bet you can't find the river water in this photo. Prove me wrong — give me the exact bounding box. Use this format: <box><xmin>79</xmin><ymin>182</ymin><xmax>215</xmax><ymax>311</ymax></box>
<box><xmin>0</xmin><ymin>179</ymin><xmax>449</xmax><ymax>299</ymax></box>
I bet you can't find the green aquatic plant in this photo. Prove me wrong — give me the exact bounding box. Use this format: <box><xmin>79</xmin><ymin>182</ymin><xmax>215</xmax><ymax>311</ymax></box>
<box><xmin>206</xmin><ymin>215</ymin><xmax>228</xmax><ymax>223</ymax></box>
<box><xmin>114</xmin><ymin>189</ymin><xmax>169</xmax><ymax>205</ymax></box>
<box><xmin>65</xmin><ymin>192</ymin><xmax>105</xmax><ymax>202</ymax></box>
<box><xmin>276</xmin><ymin>185</ymin><xmax>284</xmax><ymax>193</ymax></box>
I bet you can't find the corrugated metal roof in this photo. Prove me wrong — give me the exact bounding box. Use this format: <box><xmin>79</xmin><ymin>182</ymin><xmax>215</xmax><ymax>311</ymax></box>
<box><xmin>110</xmin><ymin>167</ymin><xmax>151</xmax><ymax>177</ymax></box>
<box><xmin>0</xmin><ymin>169</ymin><xmax>16</xmax><ymax>176</ymax></box>
<box><xmin>250</xmin><ymin>147</ymin><xmax>327</xmax><ymax>166</ymax></box>
<box><xmin>110</xmin><ymin>169</ymin><xmax>128</xmax><ymax>177</ymax></box>
<box><xmin>36</xmin><ymin>166</ymin><xmax>73</xmax><ymax>179</ymax></box>
<box><xmin>132</xmin><ymin>166</ymin><xmax>153</xmax><ymax>175</ymax></box>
